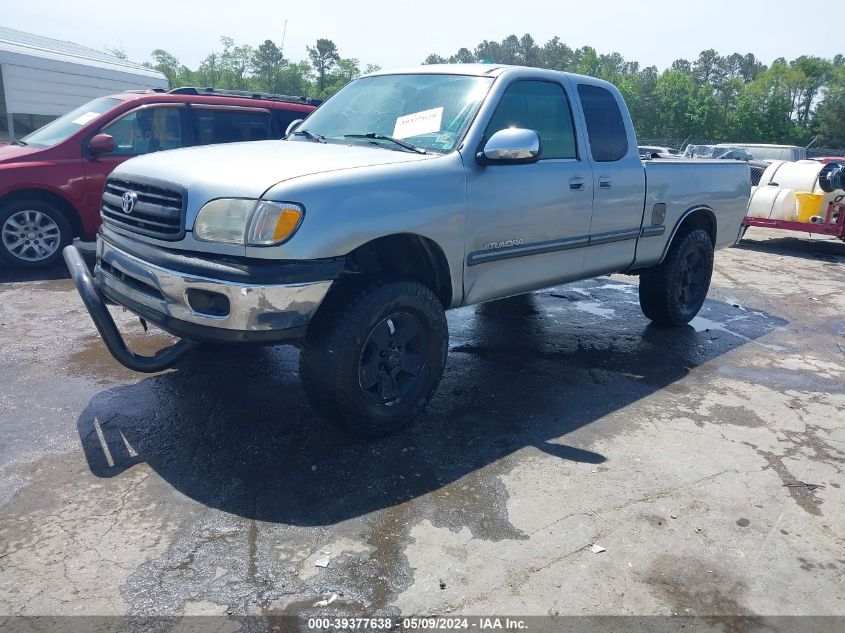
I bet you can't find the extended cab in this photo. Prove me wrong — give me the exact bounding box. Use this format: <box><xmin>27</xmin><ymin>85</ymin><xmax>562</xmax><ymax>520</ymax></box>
<box><xmin>0</xmin><ymin>88</ymin><xmax>317</xmax><ymax>268</ymax></box>
<box><xmin>65</xmin><ymin>65</ymin><xmax>750</xmax><ymax>436</ymax></box>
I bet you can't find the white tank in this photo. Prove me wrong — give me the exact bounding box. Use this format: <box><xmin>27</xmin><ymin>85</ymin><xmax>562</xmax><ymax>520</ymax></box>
<box><xmin>759</xmin><ymin>160</ymin><xmax>845</xmax><ymax>214</ymax></box>
<box><xmin>757</xmin><ymin>161</ymin><xmax>788</xmax><ymax>188</ymax></box>
<box><xmin>747</xmin><ymin>186</ymin><xmax>797</xmax><ymax>220</ymax></box>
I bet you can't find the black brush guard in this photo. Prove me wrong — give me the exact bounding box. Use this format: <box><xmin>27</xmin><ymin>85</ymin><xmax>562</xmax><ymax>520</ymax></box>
<box><xmin>63</xmin><ymin>245</ymin><xmax>196</xmax><ymax>373</ymax></box>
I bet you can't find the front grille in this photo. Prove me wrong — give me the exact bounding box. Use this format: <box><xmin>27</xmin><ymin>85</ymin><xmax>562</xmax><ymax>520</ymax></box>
<box><xmin>101</xmin><ymin>177</ymin><xmax>185</xmax><ymax>241</ymax></box>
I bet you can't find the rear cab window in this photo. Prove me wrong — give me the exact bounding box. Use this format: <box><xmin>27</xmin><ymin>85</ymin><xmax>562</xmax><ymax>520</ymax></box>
<box><xmin>577</xmin><ymin>84</ymin><xmax>628</xmax><ymax>162</ymax></box>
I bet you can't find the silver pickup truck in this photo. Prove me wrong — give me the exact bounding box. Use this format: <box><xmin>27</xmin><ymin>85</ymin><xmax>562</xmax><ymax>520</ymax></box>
<box><xmin>65</xmin><ymin>64</ymin><xmax>750</xmax><ymax>436</ymax></box>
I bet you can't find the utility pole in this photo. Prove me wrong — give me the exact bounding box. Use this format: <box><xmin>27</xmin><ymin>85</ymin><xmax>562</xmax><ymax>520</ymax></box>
<box><xmin>280</xmin><ymin>19</ymin><xmax>288</xmax><ymax>58</ymax></box>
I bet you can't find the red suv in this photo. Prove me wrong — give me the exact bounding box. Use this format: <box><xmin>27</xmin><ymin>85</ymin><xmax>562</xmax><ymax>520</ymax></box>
<box><xmin>0</xmin><ymin>88</ymin><xmax>318</xmax><ymax>267</ymax></box>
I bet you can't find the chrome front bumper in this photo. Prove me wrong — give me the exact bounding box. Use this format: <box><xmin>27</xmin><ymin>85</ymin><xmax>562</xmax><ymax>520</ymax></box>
<box><xmin>94</xmin><ymin>238</ymin><xmax>333</xmax><ymax>341</ymax></box>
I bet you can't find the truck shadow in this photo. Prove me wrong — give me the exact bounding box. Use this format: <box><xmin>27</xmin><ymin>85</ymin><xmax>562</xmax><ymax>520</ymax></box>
<box><xmin>736</xmin><ymin>235</ymin><xmax>845</xmax><ymax>263</ymax></box>
<box><xmin>76</xmin><ymin>278</ymin><xmax>787</xmax><ymax>525</ymax></box>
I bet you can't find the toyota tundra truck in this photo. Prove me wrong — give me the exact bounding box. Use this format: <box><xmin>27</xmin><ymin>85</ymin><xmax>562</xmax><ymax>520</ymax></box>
<box><xmin>64</xmin><ymin>65</ymin><xmax>750</xmax><ymax>436</ymax></box>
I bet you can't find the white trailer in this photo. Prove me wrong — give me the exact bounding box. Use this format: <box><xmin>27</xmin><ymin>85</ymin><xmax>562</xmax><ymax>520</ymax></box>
<box><xmin>0</xmin><ymin>26</ymin><xmax>167</xmax><ymax>140</ymax></box>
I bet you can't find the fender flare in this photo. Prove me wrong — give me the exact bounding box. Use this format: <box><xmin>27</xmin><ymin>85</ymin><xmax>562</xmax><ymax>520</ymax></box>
<box><xmin>657</xmin><ymin>205</ymin><xmax>717</xmax><ymax>264</ymax></box>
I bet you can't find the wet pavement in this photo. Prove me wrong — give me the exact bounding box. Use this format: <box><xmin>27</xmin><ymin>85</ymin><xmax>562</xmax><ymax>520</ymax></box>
<box><xmin>0</xmin><ymin>230</ymin><xmax>843</xmax><ymax>620</ymax></box>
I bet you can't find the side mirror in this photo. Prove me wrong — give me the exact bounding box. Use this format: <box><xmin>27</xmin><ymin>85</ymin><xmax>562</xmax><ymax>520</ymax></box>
<box><xmin>477</xmin><ymin>128</ymin><xmax>541</xmax><ymax>165</ymax></box>
<box><xmin>285</xmin><ymin>119</ymin><xmax>304</xmax><ymax>137</ymax></box>
<box><xmin>88</xmin><ymin>133</ymin><xmax>115</xmax><ymax>155</ymax></box>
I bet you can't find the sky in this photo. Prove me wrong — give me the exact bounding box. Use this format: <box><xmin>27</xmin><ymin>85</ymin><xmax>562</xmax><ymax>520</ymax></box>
<box><xmin>4</xmin><ymin>0</ymin><xmax>842</xmax><ymax>72</ymax></box>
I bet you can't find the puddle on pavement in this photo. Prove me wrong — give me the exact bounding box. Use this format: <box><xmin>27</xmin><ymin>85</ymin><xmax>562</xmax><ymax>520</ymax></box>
<box><xmin>689</xmin><ymin>315</ymin><xmax>751</xmax><ymax>341</ymax></box>
<box><xmin>571</xmin><ymin>301</ymin><xmax>616</xmax><ymax>319</ymax></box>
<box><xmin>67</xmin><ymin>329</ymin><xmax>181</xmax><ymax>383</ymax></box>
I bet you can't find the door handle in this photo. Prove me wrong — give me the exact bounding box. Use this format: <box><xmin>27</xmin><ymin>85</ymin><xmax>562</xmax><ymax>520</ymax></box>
<box><xmin>599</xmin><ymin>178</ymin><xmax>612</xmax><ymax>189</ymax></box>
<box><xmin>569</xmin><ymin>177</ymin><xmax>585</xmax><ymax>191</ymax></box>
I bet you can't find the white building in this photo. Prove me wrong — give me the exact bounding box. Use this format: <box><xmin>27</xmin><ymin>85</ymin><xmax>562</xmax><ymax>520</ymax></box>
<box><xmin>0</xmin><ymin>26</ymin><xmax>168</xmax><ymax>140</ymax></box>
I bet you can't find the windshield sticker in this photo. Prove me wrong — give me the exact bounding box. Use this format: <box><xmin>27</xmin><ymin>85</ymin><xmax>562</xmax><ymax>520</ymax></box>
<box><xmin>71</xmin><ymin>112</ymin><xmax>101</xmax><ymax>126</ymax></box>
<box><xmin>393</xmin><ymin>107</ymin><xmax>443</xmax><ymax>139</ymax></box>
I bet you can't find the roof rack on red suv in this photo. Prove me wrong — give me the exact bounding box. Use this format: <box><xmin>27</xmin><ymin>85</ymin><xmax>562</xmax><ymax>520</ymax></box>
<box><xmin>167</xmin><ymin>86</ymin><xmax>323</xmax><ymax>107</ymax></box>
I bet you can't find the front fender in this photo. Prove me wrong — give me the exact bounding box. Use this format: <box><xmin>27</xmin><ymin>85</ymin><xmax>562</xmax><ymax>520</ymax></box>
<box><xmin>251</xmin><ymin>152</ymin><xmax>468</xmax><ymax>305</ymax></box>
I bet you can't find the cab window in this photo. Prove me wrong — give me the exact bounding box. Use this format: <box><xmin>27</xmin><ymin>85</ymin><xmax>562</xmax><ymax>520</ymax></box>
<box><xmin>102</xmin><ymin>107</ymin><xmax>185</xmax><ymax>156</ymax></box>
<box><xmin>483</xmin><ymin>80</ymin><xmax>577</xmax><ymax>160</ymax></box>
<box><xmin>577</xmin><ymin>84</ymin><xmax>628</xmax><ymax>162</ymax></box>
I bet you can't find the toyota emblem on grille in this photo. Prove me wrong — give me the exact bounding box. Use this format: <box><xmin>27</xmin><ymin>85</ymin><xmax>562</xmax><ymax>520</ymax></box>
<box><xmin>121</xmin><ymin>191</ymin><xmax>138</xmax><ymax>214</ymax></box>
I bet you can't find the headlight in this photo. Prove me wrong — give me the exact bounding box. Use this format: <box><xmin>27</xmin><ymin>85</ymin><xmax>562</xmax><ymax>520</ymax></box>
<box><xmin>194</xmin><ymin>198</ymin><xmax>253</xmax><ymax>244</ymax></box>
<box><xmin>247</xmin><ymin>201</ymin><xmax>304</xmax><ymax>245</ymax></box>
<box><xmin>194</xmin><ymin>199</ymin><xmax>304</xmax><ymax>245</ymax></box>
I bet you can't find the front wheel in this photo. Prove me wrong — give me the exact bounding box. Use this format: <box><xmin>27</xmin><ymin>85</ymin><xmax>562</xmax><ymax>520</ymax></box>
<box><xmin>300</xmin><ymin>279</ymin><xmax>448</xmax><ymax>437</ymax></box>
<box><xmin>0</xmin><ymin>200</ymin><xmax>73</xmax><ymax>268</ymax></box>
<box><xmin>638</xmin><ymin>227</ymin><xmax>714</xmax><ymax>326</ymax></box>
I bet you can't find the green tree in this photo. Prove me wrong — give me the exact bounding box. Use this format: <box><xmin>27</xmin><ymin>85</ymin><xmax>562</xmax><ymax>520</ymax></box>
<box><xmin>814</xmin><ymin>88</ymin><xmax>845</xmax><ymax>146</ymax></box>
<box><xmin>307</xmin><ymin>38</ymin><xmax>340</xmax><ymax>91</ymax></box>
<box><xmin>252</xmin><ymin>40</ymin><xmax>285</xmax><ymax>93</ymax></box>
<box><xmin>653</xmin><ymin>70</ymin><xmax>697</xmax><ymax>137</ymax></box>
<box><xmin>219</xmin><ymin>36</ymin><xmax>254</xmax><ymax>90</ymax></box>
<box><xmin>574</xmin><ymin>47</ymin><xmax>600</xmax><ymax>77</ymax></box>
<box><xmin>279</xmin><ymin>61</ymin><xmax>312</xmax><ymax>96</ymax></box>
<box><xmin>518</xmin><ymin>34</ymin><xmax>540</xmax><ymax>67</ymax></box>
<box><xmin>693</xmin><ymin>49</ymin><xmax>723</xmax><ymax>85</ymax></box>
<box><xmin>499</xmin><ymin>35</ymin><xmax>521</xmax><ymax>64</ymax></box>
<box><xmin>197</xmin><ymin>51</ymin><xmax>222</xmax><ymax>88</ymax></box>
<box><xmin>474</xmin><ymin>40</ymin><xmax>502</xmax><ymax>63</ymax></box>
<box><xmin>322</xmin><ymin>58</ymin><xmax>361</xmax><ymax>97</ymax></box>
<box><xmin>540</xmin><ymin>37</ymin><xmax>573</xmax><ymax>70</ymax></box>
<box><xmin>449</xmin><ymin>48</ymin><xmax>475</xmax><ymax>64</ymax></box>
<box><xmin>150</xmin><ymin>49</ymin><xmax>185</xmax><ymax>87</ymax></box>
<box><xmin>790</xmin><ymin>56</ymin><xmax>831</xmax><ymax>125</ymax></box>
<box><xmin>423</xmin><ymin>54</ymin><xmax>447</xmax><ymax>65</ymax></box>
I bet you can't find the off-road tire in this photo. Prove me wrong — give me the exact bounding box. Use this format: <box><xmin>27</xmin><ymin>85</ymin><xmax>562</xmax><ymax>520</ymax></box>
<box><xmin>0</xmin><ymin>199</ymin><xmax>73</xmax><ymax>268</ymax></box>
<box><xmin>300</xmin><ymin>279</ymin><xmax>448</xmax><ymax>437</ymax></box>
<box><xmin>639</xmin><ymin>227</ymin><xmax>714</xmax><ymax>326</ymax></box>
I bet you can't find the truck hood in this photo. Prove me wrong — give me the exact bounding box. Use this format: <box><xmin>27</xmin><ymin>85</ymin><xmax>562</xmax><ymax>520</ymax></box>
<box><xmin>113</xmin><ymin>139</ymin><xmax>435</xmax><ymax>200</ymax></box>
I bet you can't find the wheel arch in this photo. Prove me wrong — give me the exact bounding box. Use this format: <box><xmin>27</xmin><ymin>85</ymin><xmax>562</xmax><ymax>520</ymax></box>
<box><xmin>658</xmin><ymin>205</ymin><xmax>717</xmax><ymax>264</ymax></box>
<box><xmin>0</xmin><ymin>188</ymin><xmax>83</xmax><ymax>238</ymax></box>
<box><xmin>340</xmin><ymin>233</ymin><xmax>453</xmax><ymax>308</ymax></box>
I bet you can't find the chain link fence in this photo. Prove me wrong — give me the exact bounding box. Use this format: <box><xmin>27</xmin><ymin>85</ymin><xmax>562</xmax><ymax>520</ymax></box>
<box><xmin>637</xmin><ymin>138</ymin><xmax>844</xmax><ymax>160</ymax></box>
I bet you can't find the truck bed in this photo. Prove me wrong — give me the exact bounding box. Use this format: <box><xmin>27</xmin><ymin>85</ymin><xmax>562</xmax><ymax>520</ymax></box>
<box><xmin>634</xmin><ymin>160</ymin><xmax>751</xmax><ymax>268</ymax></box>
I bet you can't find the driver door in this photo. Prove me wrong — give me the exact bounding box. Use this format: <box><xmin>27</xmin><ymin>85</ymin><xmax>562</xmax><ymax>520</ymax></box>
<box><xmin>462</xmin><ymin>79</ymin><xmax>593</xmax><ymax>305</ymax></box>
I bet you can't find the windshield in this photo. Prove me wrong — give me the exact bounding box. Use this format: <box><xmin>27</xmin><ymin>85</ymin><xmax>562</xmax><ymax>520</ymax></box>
<box><xmin>22</xmin><ymin>98</ymin><xmax>122</xmax><ymax>147</ymax></box>
<box><xmin>294</xmin><ymin>74</ymin><xmax>493</xmax><ymax>153</ymax></box>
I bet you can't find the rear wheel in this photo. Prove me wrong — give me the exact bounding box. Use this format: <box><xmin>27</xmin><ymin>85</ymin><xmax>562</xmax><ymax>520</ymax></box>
<box><xmin>639</xmin><ymin>227</ymin><xmax>714</xmax><ymax>326</ymax></box>
<box><xmin>300</xmin><ymin>279</ymin><xmax>448</xmax><ymax>437</ymax></box>
<box><xmin>0</xmin><ymin>200</ymin><xmax>73</xmax><ymax>268</ymax></box>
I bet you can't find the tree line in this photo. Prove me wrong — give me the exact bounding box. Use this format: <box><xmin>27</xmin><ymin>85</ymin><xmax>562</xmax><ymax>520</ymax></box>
<box><xmin>113</xmin><ymin>37</ymin><xmax>381</xmax><ymax>101</ymax></box>
<box><xmin>119</xmin><ymin>33</ymin><xmax>845</xmax><ymax>147</ymax></box>
<box><xmin>425</xmin><ymin>34</ymin><xmax>845</xmax><ymax>147</ymax></box>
